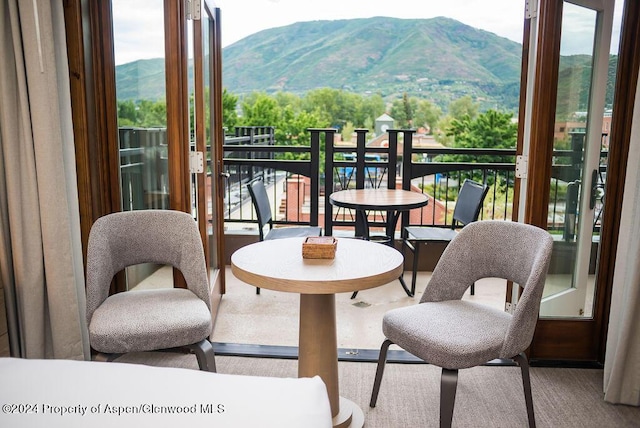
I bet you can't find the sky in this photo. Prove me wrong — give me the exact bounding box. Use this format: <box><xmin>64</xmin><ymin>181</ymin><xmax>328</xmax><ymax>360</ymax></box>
<box><xmin>215</xmin><ymin>0</ymin><xmax>528</xmax><ymax>48</ymax></box>
<box><xmin>112</xmin><ymin>0</ymin><xmax>624</xmax><ymax>65</ymax></box>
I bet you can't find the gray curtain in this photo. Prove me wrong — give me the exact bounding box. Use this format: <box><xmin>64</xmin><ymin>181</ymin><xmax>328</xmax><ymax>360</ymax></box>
<box><xmin>0</xmin><ymin>0</ymin><xmax>89</xmax><ymax>360</ymax></box>
<box><xmin>603</xmin><ymin>75</ymin><xmax>640</xmax><ymax>406</ymax></box>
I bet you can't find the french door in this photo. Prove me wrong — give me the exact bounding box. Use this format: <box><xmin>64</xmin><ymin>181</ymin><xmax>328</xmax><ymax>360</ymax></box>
<box><xmin>109</xmin><ymin>0</ymin><xmax>224</xmax><ymax>323</ymax></box>
<box><xmin>191</xmin><ymin>1</ymin><xmax>226</xmax><ymax>321</ymax></box>
<box><xmin>518</xmin><ymin>0</ymin><xmax>617</xmax><ymax>361</ymax></box>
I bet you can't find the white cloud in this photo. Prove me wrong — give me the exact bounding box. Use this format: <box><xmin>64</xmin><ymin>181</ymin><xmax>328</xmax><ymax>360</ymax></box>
<box><xmin>112</xmin><ymin>0</ymin><xmax>165</xmax><ymax>64</ymax></box>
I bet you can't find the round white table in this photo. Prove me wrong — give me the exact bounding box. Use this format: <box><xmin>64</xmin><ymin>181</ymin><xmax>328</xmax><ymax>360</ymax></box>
<box><xmin>231</xmin><ymin>237</ymin><xmax>404</xmax><ymax>428</ymax></box>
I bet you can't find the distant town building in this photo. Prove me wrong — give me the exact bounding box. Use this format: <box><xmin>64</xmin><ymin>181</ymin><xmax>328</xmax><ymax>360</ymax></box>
<box><xmin>374</xmin><ymin>113</ymin><xmax>394</xmax><ymax>136</ymax></box>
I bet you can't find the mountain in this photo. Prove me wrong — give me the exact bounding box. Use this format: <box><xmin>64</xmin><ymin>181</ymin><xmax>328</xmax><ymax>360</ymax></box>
<box><xmin>114</xmin><ymin>16</ymin><xmax>617</xmax><ymax>114</ymax></box>
<box><xmin>222</xmin><ymin>16</ymin><xmax>523</xmax><ymax>110</ymax></box>
<box><xmin>115</xmin><ymin>58</ymin><xmax>167</xmax><ymax>101</ymax></box>
<box><xmin>114</xmin><ymin>17</ymin><xmax>523</xmax><ymax>110</ymax></box>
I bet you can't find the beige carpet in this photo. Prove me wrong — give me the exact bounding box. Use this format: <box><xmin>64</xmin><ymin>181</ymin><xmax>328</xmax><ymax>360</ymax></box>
<box><xmin>115</xmin><ymin>352</ymin><xmax>640</xmax><ymax>427</ymax></box>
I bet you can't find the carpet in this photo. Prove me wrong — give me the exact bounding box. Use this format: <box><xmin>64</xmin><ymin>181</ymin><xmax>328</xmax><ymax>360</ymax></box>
<box><xmin>115</xmin><ymin>352</ymin><xmax>640</xmax><ymax>427</ymax></box>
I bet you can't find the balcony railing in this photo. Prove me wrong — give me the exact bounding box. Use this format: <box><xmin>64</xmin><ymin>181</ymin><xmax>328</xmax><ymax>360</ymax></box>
<box><xmin>222</xmin><ymin>127</ymin><xmax>320</xmax><ymax>230</ymax></box>
<box><xmin>117</xmin><ymin>126</ymin><xmax>607</xmax><ymax>241</ymax></box>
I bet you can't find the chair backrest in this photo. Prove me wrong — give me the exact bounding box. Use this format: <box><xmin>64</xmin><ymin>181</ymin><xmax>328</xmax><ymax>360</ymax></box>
<box><xmin>247</xmin><ymin>177</ymin><xmax>273</xmax><ymax>240</ymax></box>
<box><xmin>451</xmin><ymin>179</ymin><xmax>490</xmax><ymax>228</ymax></box>
<box><xmin>85</xmin><ymin>210</ymin><xmax>210</xmax><ymax>324</ymax></box>
<box><xmin>421</xmin><ymin>220</ymin><xmax>554</xmax><ymax>357</ymax></box>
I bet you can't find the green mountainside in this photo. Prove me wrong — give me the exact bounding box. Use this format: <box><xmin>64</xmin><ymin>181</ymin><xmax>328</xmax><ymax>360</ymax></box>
<box><xmin>115</xmin><ymin>16</ymin><xmax>617</xmax><ymax>114</ymax></box>
<box><xmin>116</xmin><ymin>58</ymin><xmax>166</xmax><ymax>101</ymax></box>
<box><xmin>222</xmin><ymin>16</ymin><xmax>523</xmax><ymax>110</ymax></box>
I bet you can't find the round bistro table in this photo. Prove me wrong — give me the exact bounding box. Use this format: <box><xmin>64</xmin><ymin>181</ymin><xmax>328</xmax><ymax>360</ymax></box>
<box><xmin>329</xmin><ymin>188</ymin><xmax>429</xmax><ymax>243</ymax></box>
<box><xmin>330</xmin><ymin>188</ymin><xmax>428</xmax><ymax>297</ymax></box>
<box><xmin>231</xmin><ymin>237</ymin><xmax>404</xmax><ymax>428</ymax></box>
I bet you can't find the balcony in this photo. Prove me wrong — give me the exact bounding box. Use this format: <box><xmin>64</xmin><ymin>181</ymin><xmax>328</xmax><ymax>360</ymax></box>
<box><xmin>120</xmin><ymin>123</ymin><xmax>607</xmax><ymax>359</ymax></box>
<box><xmin>119</xmin><ymin>125</ymin><xmax>606</xmax><ymax>253</ymax></box>
<box><xmin>121</xmin><ymin>126</ymin><xmax>607</xmax><ymax>323</ymax></box>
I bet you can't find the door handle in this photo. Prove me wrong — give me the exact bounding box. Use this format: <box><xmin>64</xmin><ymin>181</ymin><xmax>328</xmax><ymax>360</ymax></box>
<box><xmin>589</xmin><ymin>169</ymin><xmax>598</xmax><ymax>209</ymax></box>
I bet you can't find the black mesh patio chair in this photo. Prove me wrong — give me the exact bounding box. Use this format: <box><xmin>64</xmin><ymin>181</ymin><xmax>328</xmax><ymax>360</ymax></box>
<box><xmin>402</xmin><ymin>178</ymin><xmax>489</xmax><ymax>296</ymax></box>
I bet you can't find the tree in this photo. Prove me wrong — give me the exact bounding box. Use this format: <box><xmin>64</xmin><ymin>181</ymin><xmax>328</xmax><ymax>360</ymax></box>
<box><xmin>355</xmin><ymin>94</ymin><xmax>385</xmax><ymax>129</ymax></box>
<box><xmin>402</xmin><ymin>93</ymin><xmax>413</xmax><ymax>126</ymax></box>
<box><xmin>116</xmin><ymin>99</ymin><xmax>166</xmax><ymax>128</ymax></box>
<box><xmin>137</xmin><ymin>99</ymin><xmax>167</xmax><ymax>127</ymax></box>
<box><xmin>239</xmin><ymin>91</ymin><xmax>329</xmax><ymax>157</ymax></box>
<box><xmin>341</xmin><ymin>121</ymin><xmax>355</xmax><ymax>142</ymax></box>
<box><xmin>222</xmin><ymin>88</ymin><xmax>239</xmax><ymax>129</ymax></box>
<box><xmin>438</xmin><ymin>109</ymin><xmax>517</xmax><ymax>192</ymax></box>
<box><xmin>302</xmin><ymin>88</ymin><xmax>354</xmax><ymax>129</ymax></box>
<box><xmin>274</xmin><ymin>92</ymin><xmax>302</xmax><ymax>112</ymax></box>
<box><xmin>117</xmin><ymin>100</ymin><xmax>137</xmax><ymax>126</ymax></box>
<box><xmin>414</xmin><ymin>100</ymin><xmax>442</xmax><ymax>133</ymax></box>
<box><xmin>442</xmin><ymin>109</ymin><xmax>517</xmax><ymax>185</ymax></box>
<box><xmin>434</xmin><ymin>115</ymin><xmax>454</xmax><ymax>146</ymax></box>
<box><xmin>446</xmin><ymin>109</ymin><xmax>517</xmax><ymax>151</ymax></box>
<box><xmin>389</xmin><ymin>95</ymin><xmax>419</xmax><ymax>128</ymax></box>
<box><xmin>448</xmin><ymin>96</ymin><xmax>479</xmax><ymax>121</ymax></box>
<box><xmin>241</xmin><ymin>92</ymin><xmax>280</xmax><ymax>126</ymax></box>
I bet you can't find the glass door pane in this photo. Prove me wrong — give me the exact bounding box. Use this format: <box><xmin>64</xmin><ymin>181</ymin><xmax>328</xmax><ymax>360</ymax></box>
<box><xmin>196</xmin><ymin>3</ymin><xmax>225</xmax><ymax>322</ymax></box>
<box><xmin>112</xmin><ymin>0</ymin><xmax>171</xmax><ymax>290</ymax></box>
<box><xmin>202</xmin><ymin>12</ymin><xmax>219</xmax><ymax>269</ymax></box>
<box><xmin>113</xmin><ymin>0</ymin><xmax>169</xmax><ymax>212</ymax></box>
<box><xmin>540</xmin><ymin>1</ymin><xmax>608</xmax><ymax>318</ymax></box>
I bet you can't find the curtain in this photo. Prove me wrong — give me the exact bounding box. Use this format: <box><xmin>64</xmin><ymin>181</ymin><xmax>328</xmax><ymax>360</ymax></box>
<box><xmin>0</xmin><ymin>0</ymin><xmax>89</xmax><ymax>360</ymax></box>
<box><xmin>603</xmin><ymin>76</ymin><xmax>640</xmax><ymax>406</ymax></box>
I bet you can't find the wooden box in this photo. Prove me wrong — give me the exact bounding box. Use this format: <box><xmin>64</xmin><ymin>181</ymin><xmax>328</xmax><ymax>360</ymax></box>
<box><xmin>302</xmin><ymin>236</ymin><xmax>337</xmax><ymax>259</ymax></box>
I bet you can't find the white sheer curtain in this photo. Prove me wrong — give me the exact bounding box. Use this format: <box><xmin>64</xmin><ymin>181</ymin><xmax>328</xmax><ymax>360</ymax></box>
<box><xmin>0</xmin><ymin>0</ymin><xmax>89</xmax><ymax>360</ymax></box>
<box><xmin>603</xmin><ymin>75</ymin><xmax>640</xmax><ymax>406</ymax></box>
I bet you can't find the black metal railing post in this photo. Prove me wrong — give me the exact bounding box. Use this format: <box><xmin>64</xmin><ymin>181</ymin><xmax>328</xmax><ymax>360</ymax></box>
<box><xmin>355</xmin><ymin>129</ymin><xmax>367</xmax><ymax>189</ymax></box>
<box><xmin>312</xmin><ymin>128</ymin><xmax>338</xmax><ymax>235</ymax></box>
<box><xmin>394</xmin><ymin>129</ymin><xmax>415</xmax><ymax>230</ymax></box>
<box><xmin>309</xmin><ymin>130</ymin><xmax>321</xmax><ymax>227</ymax></box>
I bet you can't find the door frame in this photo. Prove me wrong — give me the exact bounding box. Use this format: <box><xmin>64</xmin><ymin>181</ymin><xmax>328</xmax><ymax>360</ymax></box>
<box><xmin>64</xmin><ymin>0</ymin><xmax>638</xmax><ymax>363</ymax></box>
<box><xmin>193</xmin><ymin>1</ymin><xmax>226</xmax><ymax>325</ymax></box>
<box><xmin>521</xmin><ymin>0</ymin><xmax>635</xmax><ymax>362</ymax></box>
<box><xmin>64</xmin><ymin>0</ymin><xmax>225</xmax><ymax>300</ymax></box>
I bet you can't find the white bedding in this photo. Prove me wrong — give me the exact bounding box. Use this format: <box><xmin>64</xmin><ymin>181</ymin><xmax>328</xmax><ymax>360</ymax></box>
<box><xmin>0</xmin><ymin>357</ymin><xmax>332</xmax><ymax>428</ymax></box>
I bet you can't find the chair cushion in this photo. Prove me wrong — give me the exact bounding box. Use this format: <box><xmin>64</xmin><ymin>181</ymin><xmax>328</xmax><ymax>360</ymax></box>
<box><xmin>89</xmin><ymin>288</ymin><xmax>212</xmax><ymax>354</ymax></box>
<box><xmin>382</xmin><ymin>300</ymin><xmax>512</xmax><ymax>369</ymax></box>
<box><xmin>265</xmin><ymin>226</ymin><xmax>322</xmax><ymax>240</ymax></box>
<box><xmin>405</xmin><ymin>226</ymin><xmax>458</xmax><ymax>242</ymax></box>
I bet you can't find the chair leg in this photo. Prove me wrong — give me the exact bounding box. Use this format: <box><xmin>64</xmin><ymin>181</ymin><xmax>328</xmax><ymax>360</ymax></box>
<box><xmin>351</xmin><ymin>291</ymin><xmax>358</xmax><ymax>299</ymax></box>
<box><xmin>189</xmin><ymin>339</ymin><xmax>217</xmax><ymax>373</ymax></box>
<box><xmin>400</xmin><ymin>234</ymin><xmax>408</xmax><ymax>281</ymax></box>
<box><xmin>440</xmin><ymin>368</ymin><xmax>458</xmax><ymax>428</ymax></box>
<box><xmin>370</xmin><ymin>339</ymin><xmax>393</xmax><ymax>407</ymax></box>
<box><xmin>397</xmin><ymin>275</ymin><xmax>413</xmax><ymax>298</ymax></box>
<box><xmin>513</xmin><ymin>353</ymin><xmax>536</xmax><ymax>428</ymax></box>
<box><xmin>411</xmin><ymin>241</ymin><xmax>420</xmax><ymax>296</ymax></box>
<box><xmin>92</xmin><ymin>352</ymin><xmax>123</xmax><ymax>363</ymax></box>
<box><xmin>470</xmin><ymin>282</ymin><xmax>475</xmax><ymax>296</ymax></box>
<box><xmin>256</xmin><ymin>287</ymin><xmax>261</xmax><ymax>295</ymax></box>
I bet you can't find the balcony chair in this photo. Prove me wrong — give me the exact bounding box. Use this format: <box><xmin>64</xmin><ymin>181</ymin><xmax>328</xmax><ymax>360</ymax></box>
<box><xmin>85</xmin><ymin>209</ymin><xmax>216</xmax><ymax>372</ymax></box>
<box><xmin>370</xmin><ymin>220</ymin><xmax>554</xmax><ymax>428</ymax></box>
<box><xmin>402</xmin><ymin>178</ymin><xmax>489</xmax><ymax>296</ymax></box>
<box><xmin>247</xmin><ymin>177</ymin><xmax>322</xmax><ymax>294</ymax></box>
